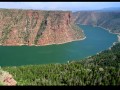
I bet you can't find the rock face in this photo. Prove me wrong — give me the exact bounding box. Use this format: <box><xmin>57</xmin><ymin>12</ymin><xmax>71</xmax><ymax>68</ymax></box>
<box><xmin>73</xmin><ymin>11</ymin><xmax>120</xmax><ymax>33</ymax></box>
<box><xmin>0</xmin><ymin>9</ymin><xmax>84</xmax><ymax>46</ymax></box>
<box><xmin>0</xmin><ymin>69</ymin><xmax>17</xmax><ymax>86</ymax></box>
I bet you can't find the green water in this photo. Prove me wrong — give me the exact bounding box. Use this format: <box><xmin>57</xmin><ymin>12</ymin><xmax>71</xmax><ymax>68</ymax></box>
<box><xmin>0</xmin><ymin>25</ymin><xmax>118</xmax><ymax>66</ymax></box>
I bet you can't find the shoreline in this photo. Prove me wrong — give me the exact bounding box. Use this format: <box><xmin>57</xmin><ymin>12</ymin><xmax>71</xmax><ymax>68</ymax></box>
<box><xmin>0</xmin><ymin>24</ymin><xmax>119</xmax><ymax>54</ymax></box>
<box><xmin>95</xmin><ymin>41</ymin><xmax>118</xmax><ymax>56</ymax></box>
<box><xmin>117</xmin><ymin>35</ymin><xmax>120</xmax><ymax>42</ymax></box>
<box><xmin>78</xmin><ymin>24</ymin><xmax>120</xmax><ymax>57</ymax></box>
<box><xmin>0</xmin><ymin>24</ymin><xmax>119</xmax><ymax>66</ymax></box>
<box><xmin>79</xmin><ymin>24</ymin><xmax>120</xmax><ymax>35</ymax></box>
<box><xmin>79</xmin><ymin>23</ymin><xmax>120</xmax><ymax>42</ymax></box>
<box><xmin>93</xmin><ymin>25</ymin><xmax>120</xmax><ymax>48</ymax></box>
<box><xmin>0</xmin><ymin>36</ymin><xmax>86</xmax><ymax>47</ymax></box>
<box><xmin>96</xmin><ymin>26</ymin><xmax>120</xmax><ymax>35</ymax></box>
<box><xmin>86</xmin><ymin>42</ymin><xmax>119</xmax><ymax>59</ymax></box>
<box><xmin>0</xmin><ymin>26</ymin><xmax>86</xmax><ymax>46</ymax></box>
<box><xmin>0</xmin><ymin>24</ymin><xmax>119</xmax><ymax>57</ymax></box>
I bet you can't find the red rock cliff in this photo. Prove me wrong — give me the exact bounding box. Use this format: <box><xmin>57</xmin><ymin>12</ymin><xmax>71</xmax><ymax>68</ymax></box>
<box><xmin>0</xmin><ymin>9</ymin><xmax>84</xmax><ymax>46</ymax></box>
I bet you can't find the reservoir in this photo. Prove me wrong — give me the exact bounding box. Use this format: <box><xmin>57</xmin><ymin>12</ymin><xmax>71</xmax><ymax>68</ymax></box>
<box><xmin>0</xmin><ymin>25</ymin><xmax>118</xmax><ymax>66</ymax></box>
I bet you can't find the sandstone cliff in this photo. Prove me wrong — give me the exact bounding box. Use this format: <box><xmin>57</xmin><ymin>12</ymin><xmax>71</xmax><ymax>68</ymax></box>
<box><xmin>73</xmin><ymin>11</ymin><xmax>120</xmax><ymax>34</ymax></box>
<box><xmin>0</xmin><ymin>9</ymin><xmax>84</xmax><ymax>46</ymax></box>
<box><xmin>0</xmin><ymin>68</ymin><xmax>17</xmax><ymax>86</ymax></box>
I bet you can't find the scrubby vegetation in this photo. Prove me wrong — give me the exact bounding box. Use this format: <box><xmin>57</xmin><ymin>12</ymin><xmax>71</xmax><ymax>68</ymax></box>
<box><xmin>1</xmin><ymin>24</ymin><xmax>12</xmax><ymax>43</ymax></box>
<box><xmin>71</xmin><ymin>24</ymin><xmax>85</xmax><ymax>39</ymax></box>
<box><xmin>34</xmin><ymin>12</ymin><xmax>49</xmax><ymax>44</ymax></box>
<box><xmin>2</xmin><ymin>43</ymin><xmax>120</xmax><ymax>86</ymax></box>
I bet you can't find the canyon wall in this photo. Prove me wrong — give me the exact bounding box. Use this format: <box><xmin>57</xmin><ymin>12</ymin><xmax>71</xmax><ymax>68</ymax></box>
<box><xmin>73</xmin><ymin>11</ymin><xmax>120</xmax><ymax>34</ymax></box>
<box><xmin>0</xmin><ymin>9</ymin><xmax>84</xmax><ymax>46</ymax></box>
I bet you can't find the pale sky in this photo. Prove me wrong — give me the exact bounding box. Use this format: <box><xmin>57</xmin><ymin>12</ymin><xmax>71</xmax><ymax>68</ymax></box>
<box><xmin>0</xmin><ymin>2</ymin><xmax>120</xmax><ymax>11</ymax></box>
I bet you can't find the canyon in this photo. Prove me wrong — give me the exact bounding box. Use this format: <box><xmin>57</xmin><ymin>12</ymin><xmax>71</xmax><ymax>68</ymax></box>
<box><xmin>0</xmin><ymin>9</ymin><xmax>120</xmax><ymax>46</ymax></box>
<box><xmin>73</xmin><ymin>11</ymin><xmax>120</xmax><ymax>34</ymax></box>
<box><xmin>0</xmin><ymin>9</ymin><xmax>84</xmax><ymax>46</ymax></box>
<box><xmin>0</xmin><ymin>9</ymin><xmax>120</xmax><ymax>86</ymax></box>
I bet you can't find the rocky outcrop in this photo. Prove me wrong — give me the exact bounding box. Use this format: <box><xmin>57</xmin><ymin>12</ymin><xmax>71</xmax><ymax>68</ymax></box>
<box><xmin>73</xmin><ymin>11</ymin><xmax>120</xmax><ymax>34</ymax></box>
<box><xmin>0</xmin><ymin>9</ymin><xmax>84</xmax><ymax>46</ymax></box>
<box><xmin>0</xmin><ymin>69</ymin><xmax>17</xmax><ymax>86</ymax></box>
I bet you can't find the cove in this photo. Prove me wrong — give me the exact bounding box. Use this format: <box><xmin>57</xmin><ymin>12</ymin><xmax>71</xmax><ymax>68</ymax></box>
<box><xmin>0</xmin><ymin>25</ymin><xmax>118</xmax><ymax>66</ymax></box>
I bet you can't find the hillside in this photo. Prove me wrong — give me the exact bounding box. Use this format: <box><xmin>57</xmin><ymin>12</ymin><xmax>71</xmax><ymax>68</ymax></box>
<box><xmin>0</xmin><ymin>9</ymin><xmax>84</xmax><ymax>46</ymax></box>
<box><xmin>100</xmin><ymin>7</ymin><xmax>120</xmax><ymax>12</ymax></box>
<box><xmin>73</xmin><ymin>11</ymin><xmax>120</xmax><ymax>34</ymax></box>
<box><xmin>1</xmin><ymin>42</ymin><xmax>120</xmax><ymax>86</ymax></box>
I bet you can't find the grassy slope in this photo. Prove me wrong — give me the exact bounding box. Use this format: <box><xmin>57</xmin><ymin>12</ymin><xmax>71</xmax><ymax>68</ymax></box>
<box><xmin>2</xmin><ymin>43</ymin><xmax>120</xmax><ymax>85</ymax></box>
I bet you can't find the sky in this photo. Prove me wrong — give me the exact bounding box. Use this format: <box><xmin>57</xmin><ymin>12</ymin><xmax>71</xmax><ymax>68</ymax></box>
<box><xmin>0</xmin><ymin>2</ymin><xmax>120</xmax><ymax>11</ymax></box>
